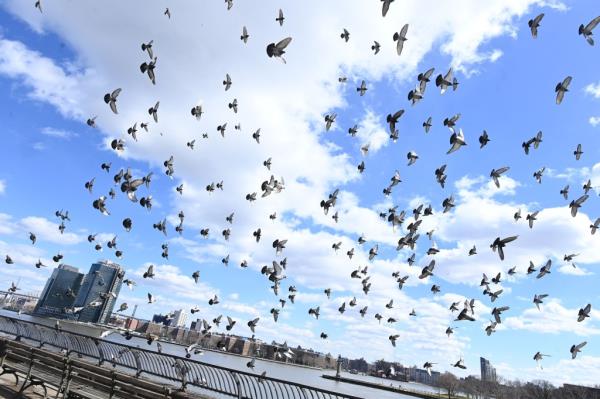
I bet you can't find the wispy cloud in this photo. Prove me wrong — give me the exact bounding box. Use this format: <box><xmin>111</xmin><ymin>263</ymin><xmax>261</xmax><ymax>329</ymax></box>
<box><xmin>589</xmin><ymin>116</ymin><xmax>600</xmax><ymax>127</ymax></box>
<box><xmin>40</xmin><ymin>126</ymin><xmax>78</xmax><ymax>140</ymax></box>
<box><xmin>0</xmin><ymin>180</ymin><xmax>5</xmax><ymax>195</ymax></box>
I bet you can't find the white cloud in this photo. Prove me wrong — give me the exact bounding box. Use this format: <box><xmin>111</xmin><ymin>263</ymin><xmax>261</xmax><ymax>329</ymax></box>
<box><xmin>503</xmin><ymin>299</ymin><xmax>600</xmax><ymax>337</ymax></box>
<box><xmin>355</xmin><ymin>109</ymin><xmax>389</xmax><ymax>154</ymax></box>
<box><xmin>19</xmin><ymin>216</ymin><xmax>84</xmax><ymax>245</ymax></box>
<box><xmin>557</xmin><ymin>263</ymin><xmax>593</xmax><ymax>276</ymax></box>
<box><xmin>423</xmin><ymin>176</ymin><xmax>600</xmax><ymax>286</ymax></box>
<box><xmin>32</xmin><ymin>142</ymin><xmax>45</xmax><ymax>151</ymax></box>
<box><xmin>584</xmin><ymin>82</ymin><xmax>600</xmax><ymax>98</ymax></box>
<box><xmin>589</xmin><ymin>116</ymin><xmax>600</xmax><ymax>127</ymax></box>
<box><xmin>0</xmin><ymin>0</ymin><xmax>578</xmax><ymax>383</ymax></box>
<box><xmin>0</xmin><ymin>180</ymin><xmax>5</xmax><ymax>195</ymax></box>
<box><xmin>0</xmin><ymin>37</ymin><xmax>92</xmax><ymax>119</ymax></box>
<box><xmin>40</xmin><ymin>126</ymin><xmax>78</xmax><ymax>140</ymax></box>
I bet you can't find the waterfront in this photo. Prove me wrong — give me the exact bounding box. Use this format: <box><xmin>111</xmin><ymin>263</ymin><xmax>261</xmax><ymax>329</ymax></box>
<box><xmin>1</xmin><ymin>310</ymin><xmax>441</xmax><ymax>399</ymax></box>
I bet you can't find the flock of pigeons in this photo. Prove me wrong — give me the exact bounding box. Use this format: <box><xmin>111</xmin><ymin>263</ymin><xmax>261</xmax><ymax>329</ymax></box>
<box><xmin>4</xmin><ymin>0</ymin><xmax>598</xmax><ymax>379</ymax></box>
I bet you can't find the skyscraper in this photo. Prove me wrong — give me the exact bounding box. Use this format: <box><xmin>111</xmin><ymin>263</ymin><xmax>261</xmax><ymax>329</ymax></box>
<box><xmin>171</xmin><ymin>309</ymin><xmax>187</xmax><ymax>328</ymax></box>
<box><xmin>34</xmin><ymin>264</ymin><xmax>84</xmax><ymax>318</ymax></box>
<box><xmin>480</xmin><ymin>357</ymin><xmax>497</xmax><ymax>382</ymax></box>
<box><xmin>74</xmin><ymin>260</ymin><xmax>124</xmax><ymax>324</ymax></box>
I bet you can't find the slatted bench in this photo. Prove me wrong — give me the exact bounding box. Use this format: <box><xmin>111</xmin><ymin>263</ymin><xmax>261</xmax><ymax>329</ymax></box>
<box><xmin>0</xmin><ymin>339</ymin><xmax>198</xmax><ymax>399</ymax></box>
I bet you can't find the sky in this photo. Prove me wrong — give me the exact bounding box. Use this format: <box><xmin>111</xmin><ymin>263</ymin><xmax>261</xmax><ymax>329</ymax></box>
<box><xmin>0</xmin><ymin>0</ymin><xmax>600</xmax><ymax>387</ymax></box>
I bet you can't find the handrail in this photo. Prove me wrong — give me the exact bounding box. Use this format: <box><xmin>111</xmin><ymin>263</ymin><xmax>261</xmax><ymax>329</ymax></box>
<box><xmin>0</xmin><ymin>315</ymin><xmax>364</xmax><ymax>399</ymax></box>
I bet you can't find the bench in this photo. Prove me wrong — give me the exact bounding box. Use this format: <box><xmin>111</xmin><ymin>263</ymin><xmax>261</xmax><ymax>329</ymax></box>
<box><xmin>0</xmin><ymin>339</ymin><xmax>199</xmax><ymax>399</ymax></box>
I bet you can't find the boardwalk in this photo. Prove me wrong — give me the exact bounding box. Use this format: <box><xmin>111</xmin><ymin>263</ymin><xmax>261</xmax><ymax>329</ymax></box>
<box><xmin>0</xmin><ymin>314</ymin><xmax>365</xmax><ymax>399</ymax></box>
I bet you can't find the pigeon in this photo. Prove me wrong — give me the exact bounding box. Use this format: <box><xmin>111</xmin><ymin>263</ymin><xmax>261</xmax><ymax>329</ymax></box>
<box><xmin>577</xmin><ymin>304</ymin><xmax>591</xmax><ymax>322</ymax></box>
<box><xmin>455</xmin><ymin>308</ymin><xmax>475</xmax><ymax>322</ymax></box>
<box><xmin>423</xmin><ymin>362</ymin><xmax>436</xmax><ymax>376</ymax></box>
<box><xmin>141</xmin><ymin>40</ymin><xmax>154</xmax><ymax>59</ymax></box>
<box><xmin>164</xmin><ymin>8</ymin><xmax>170</xmax><ymax>19</ymax></box>
<box><xmin>228</xmin><ymin>98</ymin><xmax>238</xmax><ymax>113</ymax></box>
<box><xmin>591</xmin><ymin>218</ymin><xmax>600</xmax><ymax>235</ymax></box>
<box><xmin>371</xmin><ymin>41</ymin><xmax>381</xmax><ymax>54</ymax></box>
<box><xmin>386</xmin><ymin>110</ymin><xmax>404</xmax><ymax>134</ymax></box>
<box><xmin>579</xmin><ymin>16</ymin><xmax>600</xmax><ymax>45</ymax></box>
<box><xmin>247</xmin><ymin>317</ymin><xmax>259</xmax><ymax>333</ymax></box>
<box><xmin>435</xmin><ymin>68</ymin><xmax>457</xmax><ymax>94</ymax></box>
<box><xmin>140</xmin><ymin>58</ymin><xmax>158</xmax><ymax>85</ymax></box>
<box><xmin>148</xmin><ymin>101</ymin><xmax>160</xmax><ymax>122</ymax></box>
<box><xmin>491</xmin><ymin>306</ymin><xmax>510</xmax><ymax>323</ymax></box>
<box><xmin>423</xmin><ymin>117</ymin><xmax>432</xmax><ymax>133</ymax></box>
<box><xmin>86</xmin><ymin>116</ymin><xmax>97</xmax><ymax>128</ymax></box>
<box><xmin>570</xmin><ymin>194</ymin><xmax>589</xmax><ymax>217</ymax></box>
<box><xmin>571</xmin><ymin>342</ymin><xmax>587</xmax><ymax>359</ymax></box>
<box><xmin>560</xmin><ymin>185</ymin><xmax>570</xmax><ymax>200</ymax></box>
<box><xmin>356</xmin><ymin>80</ymin><xmax>367</xmax><ymax>96</ymax></box>
<box><xmin>341</xmin><ymin>28</ymin><xmax>350</xmax><ymax>42</ymax></box>
<box><xmin>393</xmin><ymin>24</ymin><xmax>409</xmax><ymax>55</ymax></box>
<box><xmin>490</xmin><ymin>236</ymin><xmax>518</xmax><ymax>261</ymax></box>
<box><xmin>574</xmin><ymin>144</ymin><xmax>583</xmax><ymax>160</ymax></box>
<box><xmin>252</xmin><ymin>129</ymin><xmax>261</xmax><ymax>143</ymax></box>
<box><xmin>533</xmin><ymin>352</ymin><xmax>550</xmax><ymax>369</ymax></box>
<box><xmin>389</xmin><ymin>334</ymin><xmax>400</xmax><ymax>347</ymax></box>
<box><xmin>533</xmin><ymin>294</ymin><xmax>548</xmax><ymax>310</ymax></box>
<box><xmin>103</xmin><ymin>89</ymin><xmax>122</xmax><ymax>114</ymax></box>
<box><xmin>191</xmin><ymin>105</ymin><xmax>203</xmax><ymax>120</ymax></box>
<box><xmin>276</xmin><ymin>9</ymin><xmax>284</xmax><ymax>26</ymax></box>
<box><xmin>526</xmin><ymin>211</ymin><xmax>539</xmax><ymax>229</ymax></box>
<box><xmin>533</xmin><ymin>167</ymin><xmax>546</xmax><ymax>184</ymax></box>
<box><xmin>407</xmin><ymin>151</ymin><xmax>419</xmax><ymax>166</ymax></box>
<box><xmin>143</xmin><ymin>265</ymin><xmax>155</xmax><ymax>279</ymax></box>
<box><xmin>447</xmin><ymin>129</ymin><xmax>467</xmax><ymax>154</ymax></box>
<box><xmin>555</xmin><ymin>76</ymin><xmax>572</xmax><ymax>105</ymax></box>
<box><xmin>536</xmin><ymin>259</ymin><xmax>552</xmax><ymax>278</ymax></box>
<box><xmin>479</xmin><ymin>130</ymin><xmax>490</xmax><ymax>148</ymax></box>
<box><xmin>35</xmin><ymin>0</ymin><xmax>42</xmax><ymax>13</ymax></box>
<box><xmin>266</xmin><ymin>37</ymin><xmax>292</xmax><ymax>63</ymax></box>
<box><xmin>485</xmin><ymin>321</ymin><xmax>498</xmax><ymax>336</ymax></box>
<box><xmin>528</xmin><ymin>13</ymin><xmax>544</xmax><ymax>38</ymax></box>
<box><xmin>241</xmin><ymin>26</ymin><xmax>249</xmax><ymax>43</ymax></box>
<box><xmin>452</xmin><ymin>359</ymin><xmax>466</xmax><ymax>369</ymax></box>
<box><xmin>309</xmin><ymin>306</ymin><xmax>320</xmax><ymax>319</ymax></box>
<box><xmin>490</xmin><ymin>166</ymin><xmax>510</xmax><ymax>188</ymax></box>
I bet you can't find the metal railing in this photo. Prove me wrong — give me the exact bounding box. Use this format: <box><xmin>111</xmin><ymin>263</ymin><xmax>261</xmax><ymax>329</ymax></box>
<box><xmin>0</xmin><ymin>315</ymin><xmax>364</xmax><ymax>399</ymax></box>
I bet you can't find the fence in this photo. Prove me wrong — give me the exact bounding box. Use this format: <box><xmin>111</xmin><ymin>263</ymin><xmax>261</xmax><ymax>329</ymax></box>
<box><xmin>0</xmin><ymin>315</ymin><xmax>364</xmax><ymax>399</ymax></box>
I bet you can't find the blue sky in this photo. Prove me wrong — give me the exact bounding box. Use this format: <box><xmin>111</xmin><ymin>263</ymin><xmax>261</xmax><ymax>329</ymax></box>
<box><xmin>1</xmin><ymin>0</ymin><xmax>600</xmax><ymax>386</ymax></box>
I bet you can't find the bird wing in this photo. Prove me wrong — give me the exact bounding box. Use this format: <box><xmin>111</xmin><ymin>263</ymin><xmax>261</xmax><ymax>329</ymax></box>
<box><xmin>576</xmin><ymin>194</ymin><xmax>589</xmax><ymax>205</ymax></box>
<box><xmin>585</xmin><ymin>16</ymin><xmax>600</xmax><ymax>32</ymax></box>
<box><xmin>500</xmin><ymin>235</ymin><xmax>518</xmax><ymax>244</ymax></box>
<box><xmin>382</xmin><ymin>0</ymin><xmax>390</xmax><ymax>17</ymax></box>
<box><xmin>396</xmin><ymin>38</ymin><xmax>404</xmax><ymax>55</ymax></box>
<box><xmin>556</xmin><ymin>89</ymin><xmax>565</xmax><ymax>105</ymax></box>
<box><xmin>400</xmin><ymin>23</ymin><xmax>409</xmax><ymax>38</ymax></box>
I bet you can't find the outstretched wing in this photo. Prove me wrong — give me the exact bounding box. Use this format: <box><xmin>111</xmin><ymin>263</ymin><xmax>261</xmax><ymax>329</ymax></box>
<box><xmin>585</xmin><ymin>15</ymin><xmax>600</xmax><ymax>32</ymax></box>
<box><xmin>276</xmin><ymin>37</ymin><xmax>292</xmax><ymax>50</ymax></box>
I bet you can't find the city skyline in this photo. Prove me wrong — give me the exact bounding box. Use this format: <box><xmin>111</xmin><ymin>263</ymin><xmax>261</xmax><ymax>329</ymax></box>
<box><xmin>33</xmin><ymin>260</ymin><xmax>123</xmax><ymax>324</ymax></box>
<box><xmin>0</xmin><ymin>0</ymin><xmax>599</xmax><ymax>388</ymax></box>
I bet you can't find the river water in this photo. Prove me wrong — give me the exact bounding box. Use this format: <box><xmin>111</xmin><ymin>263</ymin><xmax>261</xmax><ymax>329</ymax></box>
<box><xmin>1</xmin><ymin>310</ymin><xmax>444</xmax><ymax>399</ymax></box>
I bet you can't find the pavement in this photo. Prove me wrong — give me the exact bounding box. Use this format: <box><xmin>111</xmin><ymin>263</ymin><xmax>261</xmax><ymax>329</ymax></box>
<box><xmin>0</xmin><ymin>373</ymin><xmax>59</xmax><ymax>398</ymax></box>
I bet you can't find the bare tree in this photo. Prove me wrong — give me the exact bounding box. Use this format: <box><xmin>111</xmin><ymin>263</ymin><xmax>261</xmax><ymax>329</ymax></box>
<box><xmin>438</xmin><ymin>372</ymin><xmax>460</xmax><ymax>399</ymax></box>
